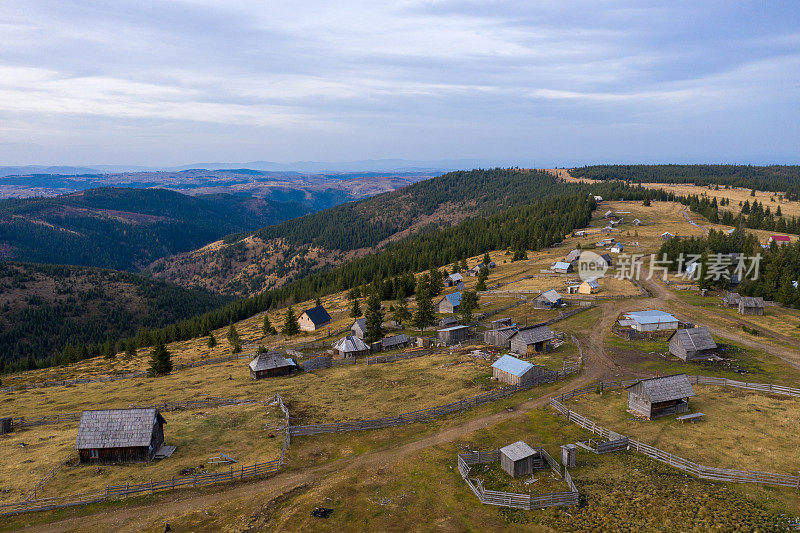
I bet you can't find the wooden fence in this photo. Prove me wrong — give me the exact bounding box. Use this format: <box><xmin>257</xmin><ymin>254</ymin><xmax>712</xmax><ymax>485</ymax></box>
<box><xmin>550</xmin><ymin>377</ymin><xmax>800</xmax><ymax>490</ymax></box>
<box><xmin>365</xmin><ymin>350</ymin><xmax>431</xmax><ymax>365</ymax></box>
<box><xmin>457</xmin><ymin>451</ymin><xmax>579</xmax><ymax>510</ymax></box>
<box><xmin>0</xmin><ymin>394</ymin><xmax>292</xmax><ymax>516</ymax></box>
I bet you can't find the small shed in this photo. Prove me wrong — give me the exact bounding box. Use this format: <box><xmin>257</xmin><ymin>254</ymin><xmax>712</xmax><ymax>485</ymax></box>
<box><xmin>249</xmin><ymin>351</ymin><xmax>296</xmax><ymax>379</ymax></box>
<box><xmin>578</xmin><ymin>279</ymin><xmax>599</xmax><ymax>294</ymax></box>
<box><xmin>438</xmin><ymin>325</ymin><xmax>470</xmax><ymax>345</ymax></box>
<box><xmin>661</xmin><ymin>232</ymin><xmax>675</xmax><ymax>241</ymax></box>
<box><xmin>382</xmin><ymin>334</ymin><xmax>411</xmax><ymax>351</ymax></box>
<box><xmin>333</xmin><ymin>336</ymin><xmax>370</xmax><ymax>358</ymax></box>
<box><xmin>484</xmin><ymin>326</ymin><xmax>517</xmax><ymax>348</ymax></box>
<box><xmin>491</xmin><ymin>354</ymin><xmax>546</xmax><ymax>386</ymax></box>
<box><xmin>76</xmin><ymin>408</ymin><xmax>166</xmax><ymax>463</ymax></box>
<box><xmin>552</xmin><ymin>261</ymin><xmax>573</xmax><ymax>274</ymax></box>
<box><xmin>298</xmin><ymin>305</ymin><xmax>332</xmax><ymax>331</ymax></box>
<box><xmin>610</xmin><ymin>243</ymin><xmax>624</xmax><ymax>253</ymax></box>
<box><xmin>509</xmin><ymin>325</ymin><xmax>555</xmax><ymax>356</ymax></box>
<box><xmin>438</xmin><ymin>316</ymin><xmax>458</xmax><ymax>328</ymax></box>
<box><xmin>437</xmin><ymin>292</ymin><xmax>462</xmax><ymax>314</ymax></box>
<box><xmin>445</xmin><ymin>273</ymin><xmax>463</xmax><ymax>287</ymax></box>
<box><xmin>500</xmin><ymin>441</ymin><xmax>540</xmax><ymax>477</ymax></box>
<box><xmin>623</xmin><ymin>310</ymin><xmax>679</xmax><ymax>332</ymax></box>
<box><xmin>626</xmin><ymin>374</ymin><xmax>696</xmax><ymax>419</ymax></box>
<box><xmin>723</xmin><ymin>292</ymin><xmax>741</xmax><ymax>307</ymax></box>
<box><xmin>351</xmin><ymin>318</ymin><xmax>367</xmax><ymax>339</ymax></box>
<box><xmin>0</xmin><ymin>417</ymin><xmax>11</xmax><ymax>435</ymax></box>
<box><xmin>738</xmin><ymin>296</ymin><xmax>764</xmax><ymax>315</ymax></box>
<box><xmin>491</xmin><ymin>317</ymin><xmax>512</xmax><ymax>329</ymax></box>
<box><xmin>668</xmin><ymin>327</ymin><xmax>717</xmax><ymax>361</ymax></box>
<box><xmin>565</xmin><ymin>249</ymin><xmax>582</xmax><ymax>263</ymax></box>
<box><xmin>532</xmin><ymin>289</ymin><xmax>562</xmax><ymax>308</ymax></box>
<box><xmin>598</xmin><ymin>253</ymin><xmax>613</xmax><ymax>267</ymax></box>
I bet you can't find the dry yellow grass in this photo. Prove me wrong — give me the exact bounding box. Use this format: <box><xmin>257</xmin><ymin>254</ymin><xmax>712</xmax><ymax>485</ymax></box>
<box><xmin>567</xmin><ymin>385</ymin><xmax>800</xmax><ymax>473</ymax></box>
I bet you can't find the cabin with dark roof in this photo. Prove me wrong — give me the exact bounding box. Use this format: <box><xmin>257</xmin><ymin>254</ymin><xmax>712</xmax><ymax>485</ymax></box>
<box><xmin>76</xmin><ymin>408</ymin><xmax>166</xmax><ymax>463</ymax></box>
<box><xmin>738</xmin><ymin>296</ymin><xmax>764</xmax><ymax>315</ymax></box>
<box><xmin>333</xmin><ymin>336</ymin><xmax>370</xmax><ymax>358</ymax></box>
<box><xmin>509</xmin><ymin>325</ymin><xmax>555</xmax><ymax>356</ymax></box>
<box><xmin>626</xmin><ymin>374</ymin><xmax>696</xmax><ymax>419</ymax></box>
<box><xmin>668</xmin><ymin>327</ymin><xmax>717</xmax><ymax>361</ymax></box>
<box><xmin>484</xmin><ymin>326</ymin><xmax>517</xmax><ymax>348</ymax></box>
<box><xmin>436</xmin><ymin>292</ymin><xmax>462</xmax><ymax>314</ymax></box>
<box><xmin>299</xmin><ymin>305</ymin><xmax>332</xmax><ymax>331</ymax></box>
<box><xmin>249</xmin><ymin>351</ymin><xmax>296</xmax><ymax>379</ymax></box>
<box><xmin>351</xmin><ymin>318</ymin><xmax>367</xmax><ymax>339</ymax></box>
<box><xmin>381</xmin><ymin>333</ymin><xmax>411</xmax><ymax>351</ymax></box>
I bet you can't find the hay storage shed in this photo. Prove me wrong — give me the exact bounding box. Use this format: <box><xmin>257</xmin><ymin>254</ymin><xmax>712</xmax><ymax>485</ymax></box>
<box><xmin>437</xmin><ymin>325</ymin><xmax>469</xmax><ymax>345</ymax></box>
<box><xmin>491</xmin><ymin>354</ymin><xmax>546</xmax><ymax>386</ymax></box>
<box><xmin>738</xmin><ymin>296</ymin><xmax>764</xmax><ymax>315</ymax></box>
<box><xmin>333</xmin><ymin>336</ymin><xmax>370</xmax><ymax>358</ymax></box>
<box><xmin>509</xmin><ymin>325</ymin><xmax>555</xmax><ymax>356</ymax></box>
<box><xmin>668</xmin><ymin>327</ymin><xmax>717</xmax><ymax>361</ymax></box>
<box><xmin>76</xmin><ymin>408</ymin><xmax>165</xmax><ymax>463</ymax></box>
<box><xmin>249</xmin><ymin>351</ymin><xmax>296</xmax><ymax>379</ymax></box>
<box><xmin>499</xmin><ymin>441</ymin><xmax>540</xmax><ymax>477</ymax></box>
<box><xmin>626</xmin><ymin>374</ymin><xmax>696</xmax><ymax>419</ymax></box>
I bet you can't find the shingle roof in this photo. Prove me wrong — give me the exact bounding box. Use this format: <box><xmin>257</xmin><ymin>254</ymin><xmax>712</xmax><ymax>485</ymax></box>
<box><xmin>537</xmin><ymin>289</ymin><xmax>562</xmax><ymax>303</ymax></box>
<box><xmin>351</xmin><ymin>318</ymin><xmax>367</xmax><ymax>332</ymax></box>
<box><xmin>565</xmin><ymin>249</ymin><xmax>582</xmax><ymax>262</ymax></box>
<box><xmin>492</xmin><ymin>354</ymin><xmax>534</xmax><ymax>377</ymax></box>
<box><xmin>249</xmin><ymin>351</ymin><xmax>296</xmax><ymax>372</ymax></box>
<box><xmin>447</xmin><ymin>273</ymin><xmax>463</xmax><ymax>282</ymax></box>
<box><xmin>438</xmin><ymin>316</ymin><xmax>458</xmax><ymax>327</ymax></box>
<box><xmin>333</xmin><ymin>336</ymin><xmax>369</xmax><ymax>353</ymax></box>
<box><xmin>724</xmin><ymin>292</ymin><xmax>741</xmax><ymax>304</ymax></box>
<box><xmin>500</xmin><ymin>440</ymin><xmax>538</xmax><ymax>462</ymax></box>
<box><xmin>740</xmin><ymin>296</ymin><xmax>764</xmax><ymax>308</ymax></box>
<box><xmin>302</xmin><ymin>305</ymin><xmax>332</xmax><ymax>326</ymax></box>
<box><xmin>76</xmin><ymin>408</ymin><xmax>163</xmax><ymax>450</ymax></box>
<box><xmin>624</xmin><ymin>310</ymin><xmax>678</xmax><ymax>325</ymax></box>
<box><xmin>442</xmin><ymin>292</ymin><xmax>462</xmax><ymax>306</ymax></box>
<box><xmin>583</xmin><ymin>279</ymin><xmax>599</xmax><ymax>290</ymax></box>
<box><xmin>670</xmin><ymin>327</ymin><xmax>717</xmax><ymax>352</ymax></box>
<box><xmin>382</xmin><ymin>334</ymin><xmax>410</xmax><ymax>348</ymax></box>
<box><xmin>627</xmin><ymin>374</ymin><xmax>696</xmax><ymax>403</ymax></box>
<box><xmin>512</xmin><ymin>325</ymin><xmax>555</xmax><ymax>345</ymax></box>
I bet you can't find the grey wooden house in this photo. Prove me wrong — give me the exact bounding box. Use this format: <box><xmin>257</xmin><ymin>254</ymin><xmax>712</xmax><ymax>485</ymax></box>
<box><xmin>668</xmin><ymin>327</ymin><xmax>717</xmax><ymax>361</ymax></box>
<box><xmin>723</xmin><ymin>292</ymin><xmax>741</xmax><ymax>307</ymax></box>
<box><xmin>509</xmin><ymin>325</ymin><xmax>555</xmax><ymax>356</ymax></box>
<box><xmin>350</xmin><ymin>318</ymin><xmax>367</xmax><ymax>339</ymax></box>
<box><xmin>532</xmin><ymin>289</ymin><xmax>562</xmax><ymax>308</ymax></box>
<box><xmin>438</xmin><ymin>325</ymin><xmax>469</xmax><ymax>345</ymax></box>
<box><xmin>738</xmin><ymin>296</ymin><xmax>764</xmax><ymax>315</ymax></box>
<box><xmin>491</xmin><ymin>354</ymin><xmax>546</xmax><ymax>386</ymax></box>
<box><xmin>436</xmin><ymin>292</ymin><xmax>462</xmax><ymax>314</ymax></box>
<box><xmin>499</xmin><ymin>441</ymin><xmax>545</xmax><ymax>477</ymax></box>
<box><xmin>381</xmin><ymin>333</ymin><xmax>411</xmax><ymax>350</ymax></box>
<box><xmin>76</xmin><ymin>408</ymin><xmax>166</xmax><ymax>463</ymax></box>
<box><xmin>484</xmin><ymin>326</ymin><xmax>517</xmax><ymax>348</ymax></box>
<box><xmin>249</xmin><ymin>351</ymin><xmax>297</xmax><ymax>379</ymax></box>
<box><xmin>626</xmin><ymin>374</ymin><xmax>696</xmax><ymax>419</ymax></box>
<box><xmin>333</xmin><ymin>336</ymin><xmax>370</xmax><ymax>358</ymax></box>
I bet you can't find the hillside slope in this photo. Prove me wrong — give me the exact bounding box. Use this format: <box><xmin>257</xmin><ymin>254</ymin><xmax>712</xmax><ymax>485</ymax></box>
<box><xmin>0</xmin><ymin>262</ymin><xmax>231</xmax><ymax>369</ymax></box>
<box><xmin>148</xmin><ymin>169</ymin><xmax>567</xmax><ymax>295</ymax></box>
<box><xmin>0</xmin><ymin>187</ymin><xmax>310</xmax><ymax>270</ymax></box>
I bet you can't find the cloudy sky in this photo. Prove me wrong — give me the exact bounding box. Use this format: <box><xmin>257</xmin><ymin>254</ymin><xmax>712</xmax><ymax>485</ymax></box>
<box><xmin>1</xmin><ymin>1</ymin><xmax>798</xmax><ymax>167</ymax></box>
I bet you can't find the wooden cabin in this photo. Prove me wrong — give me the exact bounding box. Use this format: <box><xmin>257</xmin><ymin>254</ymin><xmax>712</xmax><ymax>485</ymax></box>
<box><xmin>577</xmin><ymin>279</ymin><xmax>599</xmax><ymax>294</ymax></box>
<box><xmin>509</xmin><ymin>325</ymin><xmax>555</xmax><ymax>356</ymax></box>
<box><xmin>723</xmin><ymin>292</ymin><xmax>741</xmax><ymax>307</ymax></box>
<box><xmin>532</xmin><ymin>289</ymin><xmax>562</xmax><ymax>308</ymax></box>
<box><xmin>626</xmin><ymin>374</ymin><xmax>696</xmax><ymax>419</ymax></box>
<box><xmin>484</xmin><ymin>326</ymin><xmax>517</xmax><ymax>348</ymax></box>
<box><xmin>333</xmin><ymin>336</ymin><xmax>370</xmax><ymax>358</ymax></box>
<box><xmin>500</xmin><ymin>441</ymin><xmax>544</xmax><ymax>477</ymax></box>
<box><xmin>445</xmin><ymin>273</ymin><xmax>463</xmax><ymax>287</ymax></box>
<box><xmin>76</xmin><ymin>408</ymin><xmax>166</xmax><ymax>463</ymax></box>
<box><xmin>491</xmin><ymin>354</ymin><xmax>546</xmax><ymax>386</ymax></box>
<box><xmin>249</xmin><ymin>351</ymin><xmax>296</xmax><ymax>379</ymax></box>
<box><xmin>622</xmin><ymin>310</ymin><xmax>678</xmax><ymax>332</ymax></box>
<box><xmin>551</xmin><ymin>261</ymin><xmax>573</xmax><ymax>274</ymax></box>
<box><xmin>350</xmin><ymin>318</ymin><xmax>367</xmax><ymax>339</ymax></box>
<box><xmin>437</xmin><ymin>325</ymin><xmax>469</xmax><ymax>345</ymax></box>
<box><xmin>436</xmin><ymin>292</ymin><xmax>462</xmax><ymax>314</ymax></box>
<box><xmin>298</xmin><ymin>305</ymin><xmax>332</xmax><ymax>331</ymax></box>
<box><xmin>381</xmin><ymin>334</ymin><xmax>411</xmax><ymax>351</ymax></box>
<box><xmin>668</xmin><ymin>327</ymin><xmax>717</xmax><ymax>361</ymax></box>
<box><xmin>0</xmin><ymin>417</ymin><xmax>11</xmax><ymax>435</ymax></box>
<box><xmin>738</xmin><ymin>296</ymin><xmax>764</xmax><ymax>315</ymax></box>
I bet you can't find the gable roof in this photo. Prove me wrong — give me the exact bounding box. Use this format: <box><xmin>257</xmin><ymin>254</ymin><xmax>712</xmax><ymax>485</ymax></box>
<box><xmin>499</xmin><ymin>440</ymin><xmax>538</xmax><ymax>462</ymax></box>
<box><xmin>740</xmin><ymin>296</ymin><xmax>764</xmax><ymax>308</ymax></box>
<box><xmin>491</xmin><ymin>354</ymin><xmax>534</xmax><ymax>377</ymax></box>
<box><xmin>76</xmin><ymin>408</ymin><xmax>163</xmax><ymax>450</ymax></box>
<box><xmin>552</xmin><ymin>261</ymin><xmax>572</xmax><ymax>271</ymax></box>
<box><xmin>438</xmin><ymin>316</ymin><xmax>458</xmax><ymax>327</ymax></box>
<box><xmin>626</xmin><ymin>374</ymin><xmax>696</xmax><ymax>403</ymax></box>
<box><xmin>447</xmin><ymin>273</ymin><xmax>463</xmax><ymax>282</ymax></box>
<box><xmin>536</xmin><ymin>289</ymin><xmax>562</xmax><ymax>303</ymax></box>
<box><xmin>723</xmin><ymin>292</ymin><xmax>741</xmax><ymax>303</ymax></box>
<box><xmin>565</xmin><ymin>249</ymin><xmax>582</xmax><ymax>262</ymax></box>
<box><xmin>600</xmin><ymin>253</ymin><xmax>613</xmax><ymax>264</ymax></box>
<box><xmin>382</xmin><ymin>334</ymin><xmax>410</xmax><ymax>348</ymax></box>
<box><xmin>351</xmin><ymin>318</ymin><xmax>367</xmax><ymax>332</ymax></box>
<box><xmin>438</xmin><ymin>325</ymin><xmax>469</xmax><ymax>332</ymax></box>
<box><xmin>582</xmin><ymin>279</ymin><xmax>599</xmax><ymax>290</ymax></box>
<box><xmin>333</xmin><ymin>336</ymin><xmax>369</xmax><ymax>352</ymax></box>
<box><xmin>669</xmin><ymin>327</ymin><xmax>717</xmax><ymax>352</ymax></box>
<box><xmin>624</xmin><ymin>310</ymin><xmax>678</xmax><ymax>325</ymax></box>
<box><xmin>441</xmin><ymin>291</ymin><xmax>462</xmax><ymax>307</ymax></box>
<box><xmin>301</xmin><ymin>305</ymin><xmax>332</xmax><ymax>326</ymax></box>
<box><xmin>249</xmin><ymin>351</ymin><xmax>296</xmax><ymax>372</ymax></box>
<box><xmin>512</xmin><ymin>325</ymin><xmax>555</xmax><ymax>345</ymax></box>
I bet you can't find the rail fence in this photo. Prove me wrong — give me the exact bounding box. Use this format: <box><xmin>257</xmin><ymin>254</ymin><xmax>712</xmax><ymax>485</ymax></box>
<box><xmin>550</xmin><ymin>376</ymin><xmax>800</xmax><ymax>490</ymax></box>
<box><xmin>457</xmin><ymin>451</ymin><xmax>579</xmax><ymax>510</ymax></box>
<box><xmin>0</xmin><ymin>394</ymin><xmax>291</xmax><ymax>516</ymax></box>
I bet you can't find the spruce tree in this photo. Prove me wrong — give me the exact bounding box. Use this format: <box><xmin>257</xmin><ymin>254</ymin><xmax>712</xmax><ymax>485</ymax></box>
<box><xmin>411</xmin><ymin>285</ymin><xmax>436</xmax><ymax>335</ymax></box>
<box><xmin>364</xmin><ymin>291</ymin><xmax>384</xmax><ymax>344</ymax></box>
<box><xmin>428</xmin><ymin>269</ymin><xmax>444</xmax><ymax>297</ymax></box>
<box><xmin>263</xmin><ymin>315</ymin><xmax>276</xmax><ymax>336</ymax></box>
<box><xmin>148</xmin><ymin>340</ymin><xmax>172</xmax><ymax>376</ymax></box>
<box><xmin>125</xmin><ymin>340</ymin><xmax>137</xmax><ymax>359</ymax></box>
<box><xmin>460</xmin><ymin>258</ymin><xmax>468</xmax><ymax>271</ymax></box>
<box><xmin>350</xmin><ymin>298</ymin><xmax>362</xmax><ymax>318</ymax></box>
<box><xmin>392</xmin><ymin>298</ymin><xmax>411</xmax><ymax>326</ymax></box>
<box><xmin>316</xmin><ymin>295</ymin><xmax>322</xmax><ymax>307</ymax></box>
<box><xmin>227</xmin><ymin>322</ymin><xmax>240</xmax><ymax>346</ymax></box>
<box><xmin>282</xmin><ymin>307</ymin><xmax>300</xmax><ymax>336</ymax></box>
<box><xmin>207</xmin><ymin>332</ymin><xmax>217</xmax><ymax>348</ymax></box>
<box><xmin>459</xmin><ymin>291</ymin><xmax>480</xmax><ymax>324</ymax></box>
<box><xmin>483</xmin><ymin>252</ymin><xmax>491</xmax><ymax>265</ymax></box>
<box><xmin>103</xmin><ymin>339</ymin><xmax>115</xmax><ymax>360</ymax></box>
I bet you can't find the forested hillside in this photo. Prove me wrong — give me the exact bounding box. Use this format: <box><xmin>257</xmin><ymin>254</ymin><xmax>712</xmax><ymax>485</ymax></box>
<box><xmin>0</xmin><ymin>188</ymin><xmax>310</xmax><ymax>270</ymax></box>
<box><xmin>569</xmin><ymin>165</ymin><xmax>800</xmax><ymax>200</ymax></box>
<box><xmin>0</xmin><ymin>262</ymin><xmax>231</xmax><ymax>371</ymax></box>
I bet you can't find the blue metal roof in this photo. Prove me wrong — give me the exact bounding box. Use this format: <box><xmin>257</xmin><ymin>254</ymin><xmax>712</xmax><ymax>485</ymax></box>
<box><xmin>491</xmin><ymin>354</ymin><xmax>534</xmax><ymax>377</ymax></box>
<box><xmin>438</xmin><ymin>325</ymin><xmax>468</xmax><ymax>332</ymax></box>
<box><xmin>444</xmin><ymin>292</ymin><xmax>462</xmax><ymax>306</ymax></box>
<box><xmin>624</xmin><ymin>310</ymin><xmax>677</xmax><ymax>324</ymax></box>
<box><xmin>553</xmin><ymin>261</ymin><xmax>571</xmax><ymax>270</ymax></box>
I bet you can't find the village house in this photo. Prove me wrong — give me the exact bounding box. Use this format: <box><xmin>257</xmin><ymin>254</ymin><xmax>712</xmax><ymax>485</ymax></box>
<box><xmin>768</xmin><ymin>235</ymin><xmax>791</xmax><ymax>245</ymax></box>
<box><xmin>438</xmin><ymin>325</ymin><xmax>470</xmax><ymax>345</ymax></box>
<box><xmin>626</xmin><ymin>374</ymin><xmax>696</xmax><ymax>419</ymax></box>
<box><xmin>532</xmin><ymin>289</ymin><xmax>562</xmax><ymax>308</ymax></box>
<box><xmin>298</xmin><ymin>305</ymin><xmax>332</xmax><ymax>332</ymax></box>
<box><xmin>621</xmin><ymin>310</ymin><xmax>679</xmax><ymax>332</ymax></box>
<box><xmin>661</xmin><ymin>232</ymin><xmax>675</xmax><ymax>241</ymax></box>
<box><xmin>491</xmin><ymin>354</ymin><xmax>546</xmax><ymax>386</ymax></box>
<box><xmin>603</xmin><ymin>210</ymin><xmax>613</xmax><ymax>218</ymax></box>
<box><xmin>381</xmin><ymin>333</ymin><xmax>411</xmax><ymax>351</ymax></box>
<box><xmin>609</xmin><ymin>243</ymin><xmax>624</xmax><ymax>253</ymax></box>
<box><xmin>76</xmin><ymin>408</ymin><xmax>167</xmax><ymax>463</ymax></box>
<box><xmin>350</xmin><ymin>318</ymin><xmax>367</xmax><ymax>339</ymax></box>
<box><xmin>249</xmin><ymin>351</ymin><xmax>297</xmax><ymax>379</ymax></box>
<box><xmin>445</xmin><ymin>272</ymin><xmax>463</xmax><ymax>287</ymax></box>
<box><xmin>499</xmin><ymin>440</ymin><xmax>545</xmax><ymax>477</ymax></box>
<box><xmin>551</xmin><ymin>261</ymin><xmax>573</xmax><ymax>274</ymax></box>
<box><xmin>333</xmin><ymin>336</ymin><xmax>370</xmax><ymax>358</ymax></box>
<box><xmin>509</xmin><ymin>325</ymin><xmax>555</xmax><ymax>356</ymax></box>
<box><xmin>564</xmin><ymin>249</ymin><xmax>582</xmax><ymax>263</ymax></box>
<box><xmin>491</xmin><ymin>317</ymin><xmax>512</xmax><ymax>329</ymax></box>
<box><xmin>738</xmin><ymin>296</ymin><xmax>765</xmax><ymax>315</ymax></box>
<box><xmin>601</xmin><ymin>226</ymin><xmax>614</xmax><ymax>233</ymax></box>
<box><xmin>484</xmin><ymin>326</ymin><xmax>517</xmax><ymax>348</ymax></box>
<box><xmin>436</xmin><ymin>291</ymin><xmax>462</xmax><ymax>314</ymax></box>
<box><xmin>577</xmin><ymin>279</ymin><xmax>599</xmax><ymax>294</ymax></box>
<box><xmin>723</xmin><ymin>292</ymin><xmax>741</xmax><ymax>307</ymax></box>
<box><xmin>668</xmin><ymin>326</ymin><xmax>717</xmax><ymax>361</ymax></box>
<box><xmin>438</xmin><ymin>316</ymin><xmax>458</xmax><ymax>328</ymax></box>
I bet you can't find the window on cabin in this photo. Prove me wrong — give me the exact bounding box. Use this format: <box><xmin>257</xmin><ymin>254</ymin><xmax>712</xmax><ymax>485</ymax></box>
<box><xmin>90</xmin><ymin>449</ymin><xmax>99</xmax><ymax>459</ymax></box>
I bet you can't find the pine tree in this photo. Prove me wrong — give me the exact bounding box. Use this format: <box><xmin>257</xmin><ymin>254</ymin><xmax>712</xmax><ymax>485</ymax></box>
<box><xmin>148</xmin><ymin>340</ymin><xmax>172</xmax><ymax>376</ymax></box>
<box><xmin>125</xmin><ymin>340</ymin><xmax>137</xmax><ymax>359</ymax></box>
<box><xmin>459</xmin><ymin>291</ymin><xmax>480</xmax><ymax>324</ymax></box>
<box><xmin>460</xmin><ymin>258</ymin><xmax>468</xmax><ymax>271</ymax></box>
<box><xmin>350</xmin><ymin>298</ymin><xmax>362</xmax><ymax>318</ymax></box>
<box><xmin>428</xmin><ymin>268</ymin><xmax>444</xmax><ymax>297</ymax></box>
<box><xmin>103</xmin><ymin>339</ymin><xmax>115</xmax><ymax>360</ymax></box>
<box><xmin>232</xmin><ymin>342</ymin><xmax>242</xmax><ymax>354</ymax></box>
<box><xmin>411</xmin><ymin>285</ymin><xmax>436</xmax><ymax>335</ymax></box>
<box><xmin>282</xmin><ymin>307</ymin><xmax>300</xmax><ymax>335</ymax></box>
<box><xmin>262</xmin><ymin>315</ymin><xmax>276</xmax><ymax>336</ymax></box>
<box><xmin>364</xmin><ymin>291</ymin><xmax>384</xmax><ymax>344</ymax></box>
<box><xmin>483</xmin><ymin>252</ymin><xmax>491</xmax><ymax>265</ymax></box>
<box><xmin>451</xmin><ymin>263</ymin><xmax>459</xmax><ymax>274</ymax></box>
<box><xmin>392</xmin><ymin>298</ymin><xmax>411</xmax><ymax>326</ymax></box>
<box><xmin>207</xmin><ymin>332</ymin><xmax>217</xmax><ymax>348</ymax></box>
<box><xmin>227</xmin><ymin>322</ymin><xmax>240</xmax><ymax>345</ymax></box>
<box><xmin>315</xmin><ymin>295</ymin><xmax>322</xmax><ymax>307</ymax></box>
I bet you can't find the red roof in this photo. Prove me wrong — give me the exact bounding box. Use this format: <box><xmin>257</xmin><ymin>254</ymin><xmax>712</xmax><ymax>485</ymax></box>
<box><xmin>769</xmin><ymin>235</ymin><xmax>791</xmax><ymax>242</ymax></box>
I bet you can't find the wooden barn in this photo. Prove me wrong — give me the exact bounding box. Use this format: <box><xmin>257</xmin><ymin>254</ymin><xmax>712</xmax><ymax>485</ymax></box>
<box><xmin>551</xmin><ymin>261</ymin><xmax>573</xmax><ymax>274</ymax></box>
<box><xmin>668</xmin><ymin>327</ymin><xmax>717</xmax><ymax>361</ymax></box>
<box><xmin>621</xmin><ymin>310</ymin><xmax>678</xmax><ymax>332</ymax></box>
<box><xmin>381</xmin><ymin>333</ymin><xmax>411</xmax><ymax>351</ymax></box>
<box><xmin>577</xmin><ymin>279</ymin><xmax>599</xmax><ymax>294</ymax></box>
<box><xmin>436</xmin><ymin>292</ymin><xmax>462</xmax><ymax>314</ymax></box>
<box><xmin>491</xmin><ymin>354</ymin><xmax>546</xmax><ymax>386</ymax></box>
<box><xmin>298</xmin><ymin>305</ymin><xmax>332</xmax><ymax>331</ymax></box>
<box><xmin>564</xmin><ymin>249</ymin><xmax>582</xmax><ymax>263</ymax></box>
<box><xmin>491</xmin><ymin>317</ymin><xmax>512</xmax><ymax>329</ymax></box>
<box><xmin>509</xmin><ymin>325</ymin><xmax>555</xmax><ymax>356</ymax></box>
<box><xmin>333</xmin><ymin>336</ymin><xmax>370</xmax><ymax>358</ymax></box>
<box><xmin>438</xmin><ymin>325</ymin><xmax>469</xmax><ymax>345</ymax></box>
<box><xmin>738</xmin><ymin>296</ymin><xmax>764</xmax><ymax>315</ymax></box>
<box><xmin>723</xmin><ymin>292</ymin><xmax>741</xmax><ymax>307</ymax></box>
<box><xmin>445</xmin><ymin>273</ymin><xmax>463</xmax><ymax>287</ymax></box>
<box><xmin>626</xmin><ymin>374</ymin><xmax>696</xmax><ymax>419</ymax></box>
<box><xmin>249</xmin><ymin>351</ymin><xmax>296</xmax><ymax>379</ymax></box>
<box><xmin>532</xmin><ymin>289</ymin><xmax>562</xmax><ymax>308</ymax></box>
<box><xmin>499</xmin><ymin>441</ymin><xmax>544</xmax><ymax>477</ymax></box>
<box><xmin>76</xmin><ymin>408</ymin><xmax>166</xmax><ymax>463</ymax></box>
<box><xmin>438</xmin><ymin>316</ymin><xmax>458</xmax><ymax>328</ymax></box>
<box><xmin>350</xmin><ymin>318</ymin><xmax>367</xmax><ymax>339</ymax></box>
